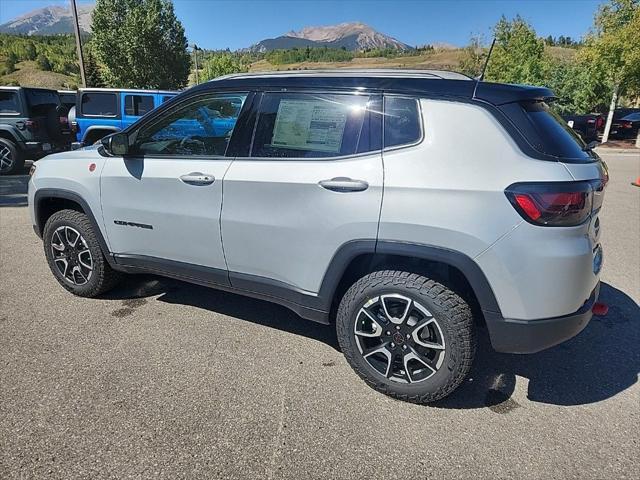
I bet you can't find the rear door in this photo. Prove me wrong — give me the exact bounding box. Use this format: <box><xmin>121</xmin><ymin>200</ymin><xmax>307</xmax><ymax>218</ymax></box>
<box><xmin>122</xmin><ymin>93</ymin><xmax>155</xmax><ymax>129</ymax></box>
<box><xmin>100</xmin><ymin>91</ymin><xmax>251</xmax><ymax>276</ymax></box>
<box><xmin>221</xmin><ymin>91</ymin><xmax>383</xmax><ymax>294</ymax></box>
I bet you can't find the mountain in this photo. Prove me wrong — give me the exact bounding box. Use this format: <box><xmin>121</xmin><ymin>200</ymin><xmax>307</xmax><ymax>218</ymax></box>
<box><xmin>250</xmin><ymin>22</ymin><xmax>411</xmax><ymax>52</ymax></box>
<box><xmin>0</xmin><ymin>4</ymin><xmax>94</xmax><ymax>36</ymax></box>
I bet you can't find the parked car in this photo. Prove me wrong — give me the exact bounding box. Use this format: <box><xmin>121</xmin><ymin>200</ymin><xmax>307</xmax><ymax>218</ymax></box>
<box><xmin>562</xmin><ymin>113</ymin><xmax>603</xmax><ymax>142</ymax></box>
<box><xmin>57</xmin><ymin>90</ymin><xmax>77</xmax><ymax>111</ymax></box>
<box><xmin>1</xmin><ymin>86</ymin><xmax>71</xmax><ymax>175</ymax></box>
<box><xmin>611</xmin><ymin>111</ymin><xmax>640</xmax><ymax>139</ymax></box>
<box><xmin>72</xmin><ymin>88</ymin><xmax>177</xmax><ymax>147</ymax></box>
<box><xmin>28</xmin><ymin>70</ymin><xmax>607</xmax><ymax>403</ymax></box>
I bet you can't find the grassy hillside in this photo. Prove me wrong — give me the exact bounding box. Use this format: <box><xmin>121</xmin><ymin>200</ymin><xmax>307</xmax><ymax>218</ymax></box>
<box><xmin>0</xmin><ymin>60</ymin><xmax>78</xmax><ymax>89</ymax></box>
<box><xmin>248</xmin><ymin>48</ymin><xmax>464</xmax><ymax>72</ymax></box>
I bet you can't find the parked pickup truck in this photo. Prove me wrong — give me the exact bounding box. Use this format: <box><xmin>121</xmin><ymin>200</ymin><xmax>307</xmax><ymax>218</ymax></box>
<box><xmin>562</xmin><ymin>113</ymin><xmax>603</xmax><ymax>142</ymax></box>
<box><xmin>72</xmin><ymin>88</ymin><xmax>177</xmax><ymax>147</ymax></box>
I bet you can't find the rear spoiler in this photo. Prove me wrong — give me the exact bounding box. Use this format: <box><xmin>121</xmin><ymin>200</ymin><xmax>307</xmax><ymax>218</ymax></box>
<box><xmin>473</xmin><ymin>82</ymin><xmax>556</xmax><ymax>106</ymax></box>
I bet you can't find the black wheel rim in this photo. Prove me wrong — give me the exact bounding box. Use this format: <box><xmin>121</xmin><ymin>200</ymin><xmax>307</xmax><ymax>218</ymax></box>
<box><xmin>50</xmin><ymin>226</ymin><xmax>93</xmax><ymax>285</ymax></box>
<box><xmin>354</xmin><ymin>294</ymin><xmax>446</xmax><ymax>384</ymax></box>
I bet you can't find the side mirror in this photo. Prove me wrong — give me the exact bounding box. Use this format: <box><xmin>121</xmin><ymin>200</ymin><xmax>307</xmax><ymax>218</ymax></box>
<box><xmin>102</xmin><ymin>132</ymin><xmax>130</xmax><ymax>156</ymax></box>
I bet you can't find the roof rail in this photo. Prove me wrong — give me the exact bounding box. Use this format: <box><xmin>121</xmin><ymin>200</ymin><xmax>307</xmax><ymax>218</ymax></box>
<box><xmin>212</xmin><ymin>69</ymin><xmax>472</xmax><ymax>82</ymax></box>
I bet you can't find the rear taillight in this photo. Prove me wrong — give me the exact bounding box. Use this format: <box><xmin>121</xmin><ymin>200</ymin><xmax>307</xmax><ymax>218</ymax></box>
<box><xmin>621</xmin><ymin>121</ymin><xmax>632</xmax><ymax>129</ymax></box>
<box><xmin>25</xmin><ymin>119</ymin><xmax>39</xmax><ymax>131</ymax></box>
<box><xmin>596</xmin><ymin>117</ymin><xmax>604</xmax><ymax>129</ymax></box>
<box><xmin>505</xmin><ymin>181</ymin><xmax>604</xmax><ymax>227</ymax></box>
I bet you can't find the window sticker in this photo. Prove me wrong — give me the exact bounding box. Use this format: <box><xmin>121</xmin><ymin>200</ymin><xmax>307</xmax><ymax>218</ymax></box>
<box><xmin>271</xmin><ymin>99</ymin><xmax>347</xmax><ymax>153</ymax></box>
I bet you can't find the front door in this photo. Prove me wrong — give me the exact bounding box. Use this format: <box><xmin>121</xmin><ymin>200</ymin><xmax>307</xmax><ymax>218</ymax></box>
<box><xmin>101</xmin><ymin>91</ymin><xmax>250</xmax><ymax>276</ymax></box>
<box><xmin>221</xmin><ymin>91</ymin><xmax>383</xmax><ymax>294</ymax></box>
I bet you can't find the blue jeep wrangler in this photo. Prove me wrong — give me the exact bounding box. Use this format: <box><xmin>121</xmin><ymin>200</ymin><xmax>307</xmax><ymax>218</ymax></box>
<box><xmin>71</xmin><ymin>88</ymin><xmax>176</xmax><ymax>146</ymax></box>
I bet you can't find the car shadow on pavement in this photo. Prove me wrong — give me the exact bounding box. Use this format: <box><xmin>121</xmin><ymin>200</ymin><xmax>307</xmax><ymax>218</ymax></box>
<box><xmin>107</xmin><ymin>277</ymin><xmax>638</xmax><ymax>409</ymax></box>
<box><xmin>435</xmin><ymin>282</ymin><xmax>639</xmax><ymax>410</ymax></box>
<box><xmin>105</xmin><ymin>274</ymin><xmax>340</xmax><ymax>350</ymax></box>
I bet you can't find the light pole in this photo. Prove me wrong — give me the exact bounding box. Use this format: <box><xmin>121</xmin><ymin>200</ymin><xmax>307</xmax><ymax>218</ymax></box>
<box><xmin>70</xmin><ymin>0</ymin><xmax>86</xmax><ymax>87</ymax></box>
<box><xmin>193</xmin><ymin>44</ymin><xmax>199</xmax><ymax>84</ymax></box>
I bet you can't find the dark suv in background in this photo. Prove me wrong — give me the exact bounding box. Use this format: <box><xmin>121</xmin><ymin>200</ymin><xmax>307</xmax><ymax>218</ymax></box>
<box><xmin>0</xmin><ymin>86</ymin><xmax>71</xmax><ymax>175</ymax></box>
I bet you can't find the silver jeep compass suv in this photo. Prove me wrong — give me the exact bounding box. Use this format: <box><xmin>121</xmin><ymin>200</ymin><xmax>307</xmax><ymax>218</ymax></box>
<box><xmin>29</xmin><ymin>70</ymin><xmax>607</xmax><ymax>403</ymax></box>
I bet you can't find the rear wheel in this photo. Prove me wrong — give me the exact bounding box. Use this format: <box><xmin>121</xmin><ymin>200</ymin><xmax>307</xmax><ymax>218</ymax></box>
<box><xmin>43</xmin><ymin>209</ymin><xmax>121</xmax><ymax>297</ymax></box>
<box><xmin>0</xmin><ymin>138</ymin><xmax>24</xmax><ymax>175</ymax></box>
<box><xmin>336</xmin><ymin>270</ymin><xmax>476</xmax><ymax>404</ymax></box>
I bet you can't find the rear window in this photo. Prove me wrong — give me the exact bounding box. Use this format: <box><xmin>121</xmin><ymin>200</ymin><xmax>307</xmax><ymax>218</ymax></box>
<box><xmin>502</xmin><ymin>101</ymin><xmax>593</xmax><ymax>162</ymax></box>
<box><xmin>25</xmin><ymin>89</ymin><xmax>59</xmax><ymax>108</ymax></box>
<box><xmin>124</xmin><ymin>95</ymin><xmax>154</xmax><ymax>116</ymax></box>
<box><xmin>384</xmin><ymin>96</ymin><xmax>421</xmax><ymax>148</ymax></box>
<box><xmin>81</xmin><ymin>92</ymin><xmax>117</xmax><ymax>116</ymax></box>
<box><xmin>251</xmin><ymin>92</ymin><xmax>378</xmax><ymax>158</ymax></box>
<box><xmin>0</xmin><ymin>91</ymin><xmax>19</xmax><ymax>114</ymax></box>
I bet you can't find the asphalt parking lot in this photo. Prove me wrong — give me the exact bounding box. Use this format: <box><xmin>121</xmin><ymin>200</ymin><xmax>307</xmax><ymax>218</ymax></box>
<box><xmin>1</xmin><ymin>151</ymin><xmax>638</xmax><ymax>479</ymax></box>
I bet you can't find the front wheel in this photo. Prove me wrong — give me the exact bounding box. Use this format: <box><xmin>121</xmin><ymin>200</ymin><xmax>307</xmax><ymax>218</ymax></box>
<box><xmin>0</xmin><ymin>138</ymin><xmax>24</xmax><ymax>175</ymax></box>
<box><xmin>336</xmin><ymin>271</ymin><xmax>476</xmax><ymax>404</ymax></box>
<box><xmin>43</xmin><ymin>209</ymin><xmax>121</xmax><ymax>297</ymax></box>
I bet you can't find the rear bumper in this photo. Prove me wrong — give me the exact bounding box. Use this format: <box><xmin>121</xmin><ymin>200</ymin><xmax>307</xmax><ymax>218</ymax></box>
<box><xmin>22</xmin><ymin>141</ymin><xmax>67</xmax><ymax>160</ymax></box>
<box><xmin>486</xmin><ymin>282</ymin><xmax>600</xmax><ymax>354</ymax></box>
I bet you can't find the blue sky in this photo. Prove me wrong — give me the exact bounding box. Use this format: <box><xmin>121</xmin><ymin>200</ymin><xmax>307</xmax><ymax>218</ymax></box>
<box><xmin>1</xmin><ymin>0</ymin><xmax>603</xmax><ymax>50</ymax></box>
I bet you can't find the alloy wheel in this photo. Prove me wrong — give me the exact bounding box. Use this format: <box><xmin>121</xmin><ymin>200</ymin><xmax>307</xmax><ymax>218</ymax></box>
<box><xmin>354</xmin><ymin>294</ymin><xmax>446</xmax><ymax>384</ymax></box>
<box><xmin>0</xmin><ymin>144</ymin><xmax>13</xmax><ymax>172</ymax></box>
<box><xmin>50</xmin><ymin>226</ymin><xmax>93</xmax><ymax>285</ymax></box>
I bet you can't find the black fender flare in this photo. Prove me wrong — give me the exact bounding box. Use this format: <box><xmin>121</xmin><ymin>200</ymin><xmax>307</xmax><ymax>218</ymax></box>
<box><xmin>82</xmin><ymin>126</ymin><xmax>120</xmax><ymax>144</ymax></box>
<box><xmin>316</xmin><ymin>239</ymin><xmax>502</xmax><ymax>317</ymax></box>
<box><xmin>0</xmin><ymin>125</ymin><xmax>24</xmax><ymax>144</ymax></box>
<box><xmin>33</xmin><ymin>188</ymin><xmax>115</xmax><ymax>266</ymax></box>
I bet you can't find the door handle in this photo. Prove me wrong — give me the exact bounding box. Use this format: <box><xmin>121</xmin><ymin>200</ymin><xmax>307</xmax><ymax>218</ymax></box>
<box><xmin>319</xmin><ymin>177</ymin><xmax>369</xmax><ymax>193</ymax></box>
<box><xmin>179</xmin><ymin>172</ymin><xmax>215</xmax><ymax>185</ymax></box>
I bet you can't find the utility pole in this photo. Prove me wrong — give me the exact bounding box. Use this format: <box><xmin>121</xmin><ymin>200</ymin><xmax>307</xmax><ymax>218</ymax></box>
<box><xmin>70</xmin><ymin>0</ymin><xmax>86</xmax><ymax>87</ymax></box>
<box><xmin>193</xmin><ymin>44</ymin><xmax>199</xmax><ymax>84</ymax></box>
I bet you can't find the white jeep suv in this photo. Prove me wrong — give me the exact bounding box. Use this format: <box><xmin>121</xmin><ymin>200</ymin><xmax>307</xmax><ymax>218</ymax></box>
<box><xmin>29</xmin><ymin>70</ymin><xmax>607</xmax><ymax>403</ymax></box>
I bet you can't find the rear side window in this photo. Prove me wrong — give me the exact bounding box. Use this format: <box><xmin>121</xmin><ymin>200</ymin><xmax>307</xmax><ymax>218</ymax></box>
<box><xmin>384</xmin><ymin>97</ymin><xmax>421</xmax><ymax>148</ymax></box>
<box><xmin>502</xmin><ymin>101</ymin><xmax>593</xmax><ymax>162</ymax></box>
<box><xmin>251</xmin><ymin>93</ymin><xmax>379</xmax><ymax>158</ymax></box>
<box><xmin>0</xmin><ymin>91</ymin><xmax>19</xmax><ymax>114</ymax></box>
<box><xmin>81</xmin><ymin>92</ymin><xmax>117</xmax><ymax>116</ymax></box>
<box><xmin>25</xmin><ymin>89</ymin><xmax>59</xmax><ymax>108</ymax></box>
<box><xmin>124</xmin><ymin>95</ymin><xmax>154</xmax><ymax>116</ymax></box>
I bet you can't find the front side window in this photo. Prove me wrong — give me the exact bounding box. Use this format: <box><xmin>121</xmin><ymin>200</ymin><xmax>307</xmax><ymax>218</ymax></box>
<box><xmin>384</xmin><ymin>96</ymin><xmax>421</xmax><ymax>148</ymax></box>
<box><xmin>81</xmin><ymin>92</ymin><xmax>117</xmax><ymax>116</ymax></box>
<box><xmin>134</xmin><ymin>93</ymin><xmax>247</xmax><ymax>156</ymax></box>
<box><xmin>124</xmin><ymin>95</ymin><xmax>154</xmax><ymax>116</ymax></box>
<box><xmin>0</xmin><ymin>91</ymin><xmax>19</xmax><ymax>114</ymax></box>
<box><xmin>251</xmin><ymin>93</ymin><xmax>378</xmax><ymax>158</ymax></box>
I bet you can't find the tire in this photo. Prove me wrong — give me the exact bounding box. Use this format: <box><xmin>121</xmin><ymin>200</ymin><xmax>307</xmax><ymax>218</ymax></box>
<box><xmin>336</xmin><ymin>270</ymin><xmax>476</xmax><ymax>404</ymax></box>
<box><xmin>43</xmin><ymin>209</ymin><xmax>122</xmax><ymax>297</ymax></box>
<box><xmin>0</xmin><ymin>137</ymin><xmax>25</xmax><ymax>175</ymax></box>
